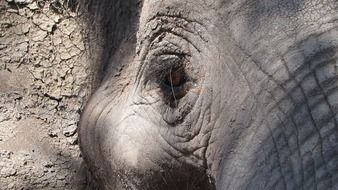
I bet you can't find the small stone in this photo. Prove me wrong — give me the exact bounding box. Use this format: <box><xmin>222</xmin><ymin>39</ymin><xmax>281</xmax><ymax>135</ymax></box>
<box><xmin>56</xmin><ymin>172</ymin><xmax>67</xmax><ymax>180</ymax></box>
<box><xmin>43</xmin><ymin>161</ymin><xmax>54</xmax><ymax>168</ymax></box>
<box><xmin>27</xmin><ymin>2</ymin><xmax>39</xmax><ymax>10</ymax></box>
<box><xmin>53</xmin><ymin>15</ymin><xmax>61</xmax><ymax>23</ymax></box>
<box><xmin>46</xmin><ymin>99</ymin><xmax>59</xmax><ymax>111</ymax></box>
<box><xmin>13</xmin><ymin>42</ymin><xmax>28</xmax><ymax>60</ymax></box>
<box><xmin>8</xmin><ymin>183</ymin><xmax>14</xmax><ymax>189</ymax></box>
<box><xmin>15</xmin><ymin>113</ymin><xmax>22</xmax><ymax>120</ymax></box>
<box><xmin>21</xmin><ymin>23</ymin><xmax>31</xmax><ymax>34</ymax></box>
<box><xmin>0</xmin><ymin>115</ymin><xmax>9</xmax><ymax>123</ymax></box>
<box><xmin>7</xmin><ymin>8</ymin><xmax>19</xmax><ymax>13</ymax></box>
<box><xmin>59</xmin><ymin>50</ymin><xmax>72</xmax><ymax>60</ymax></box>
<box><xmin>63</xmin><ymin>125</ymin><xmax>77</xmax><ymax>137</ymax></box>
<box><xmin>31</xmin><ymin>67</ymin><xmax>44</xmax><ymax>79</ymax></box>
<box><xmin>6</xmin><ymin>0</ymin><xmax>32</xmax><ymax>4</ymax></box>
<box><xmin>31</xmin><ymin>29</ymin><xmax>47</xmax><ymax>41</ymax></box>
<box><xmin>48</xmin><ymin>130</ymin><xmax>58</xmax><ymax>138</ymax></box>
<box><xmin>67</xmin><ymin>136</ymin><xmax>78</xmax><ymax>145</ymax></box>
<box><xmin>37</xmin><ymin>0</ymin><xmax>45</xmax><ymax>7</ymax></box>
<box><xmin>32</xmin><ymin>14</ymin><xmax>55</xmax><ymax>32</ymax></box>
<box><xmin>59</xmin><ymin>19</ymin><xmax>76</xmax><ymax>35</ymax></box>
<box><xmin>0</xmin><ymin>44</ymin><xmax>6</xmax><ymax>50</ymax></box>
<box><xmin>1</xmin><ymin>167</ymin><xmax>17</xmax><ymax>177</ymax></box>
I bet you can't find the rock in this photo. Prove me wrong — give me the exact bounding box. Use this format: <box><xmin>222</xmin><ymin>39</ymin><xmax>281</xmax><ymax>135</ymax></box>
<box><xmin>67</xmin><ymin>136</ymin><xmax>78</xmax><ymax>145</ymax></box>
<box><xmin>21</xmin><ymin>23</ymin><xmax>31</xmax><ymax>34</ymax></box>
<box><xmin>32</xmin><ymin>14</ymin><xmax>56</xmax><ymax>32</ymax></box>
<box><xmin>63</xmin><ymin>125</ymin><xmax>77</xmax><ymax>137</ymax></box>
<box><xmin>31</xmin><ymin>29</ymin><xmax>47</xmax><ymax>41</ymax></box>
<box><xmin>48</xmin><ymin>130</ymin><xmax>58</xmax><ymax>138</ymax></box>
<box><xmin>1</xmin><ymin>167</ymin><xmax>17</xmax><ymax>177</ymax></box>
<box><xmin>43</xmin><ymin>161</ymin><xmax>54</xmax><ymax>168</ymax></box>
<box><xmin>56</xmin><ymin>172</ymin><xmax>67</xmax><ymax>180</ymax></box>
<box><xmin>12</xmin><ymin>42</ymin><xmax>28</xmax><ymax>61</ymax></box>
<box><xmin>27</xmin><ymin>2</ymin><xmax>39</xmax><ymax>10</ymax></box>
<box><xmin>6</xmin><ymin>0</ymin><xmax>32</xmax><ymax>4</ymax></box>
<box><xmin>59</xmin><ymin>49</ymin><xmax>72</xmax><ymax>60</ymax></box>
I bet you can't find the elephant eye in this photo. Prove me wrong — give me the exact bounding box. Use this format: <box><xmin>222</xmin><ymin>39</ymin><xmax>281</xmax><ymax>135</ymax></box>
<box><xmin>143</xmin><ymin>52</ymin><xmax>199</xmax><ymax>124</ymax></box>
<box><xmin>145</xmin><ymin>53</ymin><xmax>193</xmax><ymax>107</ymax></box>
<box><xmin>164</xmin><ymin>66</ymin><xmax>186</xmax><ymax>88</ymax></box>
<box><xmin>160</xmin><ymin>64</ymin><xmax>191</xmax><ymax>107</ymax></box>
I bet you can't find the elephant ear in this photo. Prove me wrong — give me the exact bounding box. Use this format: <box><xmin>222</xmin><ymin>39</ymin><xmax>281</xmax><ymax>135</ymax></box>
<box><xmin>79</xmin><ymin>0</ymin><xmax>143</xmax><ymax>86</ymax></box>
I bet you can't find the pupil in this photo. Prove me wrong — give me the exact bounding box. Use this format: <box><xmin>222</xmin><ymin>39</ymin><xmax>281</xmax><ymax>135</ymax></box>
<box><xmin>166</xmin><ymin>68</ymin><xmax>184</xmax><ymax>87</ymax></box>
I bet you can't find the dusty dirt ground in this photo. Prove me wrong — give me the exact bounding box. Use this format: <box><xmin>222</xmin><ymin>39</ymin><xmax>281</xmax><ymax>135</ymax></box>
<box><xmin>0</xmin><ymin>0</ymin><xmax>95</xmax><ymax>189</ymax></box>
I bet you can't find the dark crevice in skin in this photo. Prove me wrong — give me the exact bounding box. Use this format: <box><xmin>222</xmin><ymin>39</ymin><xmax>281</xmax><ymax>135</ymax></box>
<box><xmin>270</xmin><ymin>56</ymin><xmax>338</xmax><ymax>113</ymax></box>
<box><xmin>228</xmin><ymin>35</ymin><xmax>306</xmax><ymax>189</ymax></box>
<box><xmin>263</xmin><ymin>54</ymin><xmax>335</xmax><ymax>189</ymax></box>
<box><xmin>269</xmin><ymin>114</ymin><xmax>301</xmax><ymax>189</ymax></box>
<box><xmin>264</xmin><ymin>119</ymin><xmax>288</xmax><ymax>190</ymax></box>
<box><xmin>283</xmin><ymin>46</ymin><xmax>338</xmax><ymax>157</ymax></box>
<box><xmin>275</xmin><ymin>114</ymin><xmax>297</xmax><ymax>187</ymax></box>
<box><xmin>249</xmin><ymin>105</ymin><xmax>297</xmax><ymax>189</ymax></box>
<box><xmin>311</xmin><ymin>55</ymin><xmax>338</xmax><ymax>129</ymax></box>
<box><xmin>281</xmin><ymin>51</ymin><xmax>337</xmax><ymax>188</ymax></box>
<box><xmin>147</xmin><ymin>14</ymin><xmax>207</xmax><ymax>30</ymax></box>
<box><xmin>281</xmin><ymin>55</ymin><xmax>330</xmax><ymax>189</ymax></box>
<box><xmin>224</xmin><ymin>20</ymin><xmax>338</xmax><ymax>188</ymax></box>
<box><xmin>146</xmin><ymin>15</ymin><xmax>209</xmax><ymax>42</ymax></box>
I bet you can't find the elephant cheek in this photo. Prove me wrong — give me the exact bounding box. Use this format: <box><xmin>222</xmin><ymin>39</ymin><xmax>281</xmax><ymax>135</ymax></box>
<box><xmin>114</xmin><ymin>135</ymin><xmax>139</xmax><ymax>167</ymax></box>
<box><xmin>101</xmin><ymin>113</ymin><xmax>161</xmax><ymax>171</ymax></box>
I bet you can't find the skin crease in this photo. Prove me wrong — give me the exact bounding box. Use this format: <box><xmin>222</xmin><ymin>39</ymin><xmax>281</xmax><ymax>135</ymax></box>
<box><xmin>79</xmin><ymin>0</ymin><xmax>338</xmax><ymax>189</ymax></box>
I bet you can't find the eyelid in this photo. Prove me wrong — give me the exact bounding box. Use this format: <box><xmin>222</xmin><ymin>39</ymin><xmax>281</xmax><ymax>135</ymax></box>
<box><xmin>146</xmin><ymin>53</ymin><xmax>185</xmax><ymax>78</ymax></box>
<box><xmin>156</xmin><ymin>54</ymin><xmax>183</xmax><ymax>64</ymax></box>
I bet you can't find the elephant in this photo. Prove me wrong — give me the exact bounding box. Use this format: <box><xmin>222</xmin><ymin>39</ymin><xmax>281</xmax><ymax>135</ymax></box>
<box><xmin>79</xmin><ymin>0</ymin><xmax>338</xmax><ymax>189</ymax></box>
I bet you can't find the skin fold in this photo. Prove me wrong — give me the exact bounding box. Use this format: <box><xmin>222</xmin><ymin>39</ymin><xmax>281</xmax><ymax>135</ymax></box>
<box><xmin>79</xmin><ymin>0</ymin><xmax>338</xmax><ymax>189</ymax></box>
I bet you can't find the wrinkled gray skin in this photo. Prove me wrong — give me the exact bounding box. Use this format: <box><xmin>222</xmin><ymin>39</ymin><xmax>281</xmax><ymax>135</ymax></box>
<box><xmin>79</xmin><ymin>0</ymin><xmax>338</xmax><ymax>189</ymax></box>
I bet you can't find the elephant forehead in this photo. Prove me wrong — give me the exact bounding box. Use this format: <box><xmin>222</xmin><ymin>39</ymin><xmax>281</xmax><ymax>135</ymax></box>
<box><xmin>139</xmin><ymin>0</ymin><xmax>216</xmax><ymax>29</ymax></box>
<box><xmin>138</xmin><ymin>0</ymin><xmax>337</xmax><ymax>49</ymax></box>
<box><xmin>227</xmin><ymin>0</ymin><xmax>338</xmax><ymax>51</ymax></box>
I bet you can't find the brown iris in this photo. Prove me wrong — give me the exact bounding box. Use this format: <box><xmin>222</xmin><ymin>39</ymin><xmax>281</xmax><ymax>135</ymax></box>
<box><xmin>166</xmin><ymin>67</ymin><xmax>185</xmax><ymax>87</ymax></box>
<box><xmin>161</xmin><ymin>66</ymin><xmax>188</xmax><ymax>107</ymax></box>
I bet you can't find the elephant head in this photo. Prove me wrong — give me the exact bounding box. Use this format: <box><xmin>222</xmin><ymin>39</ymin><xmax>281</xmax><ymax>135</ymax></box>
<box><xmin>79</xmin><ymin>0</ymin><xmax>338</xmax><ymax>189</ymax></box>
